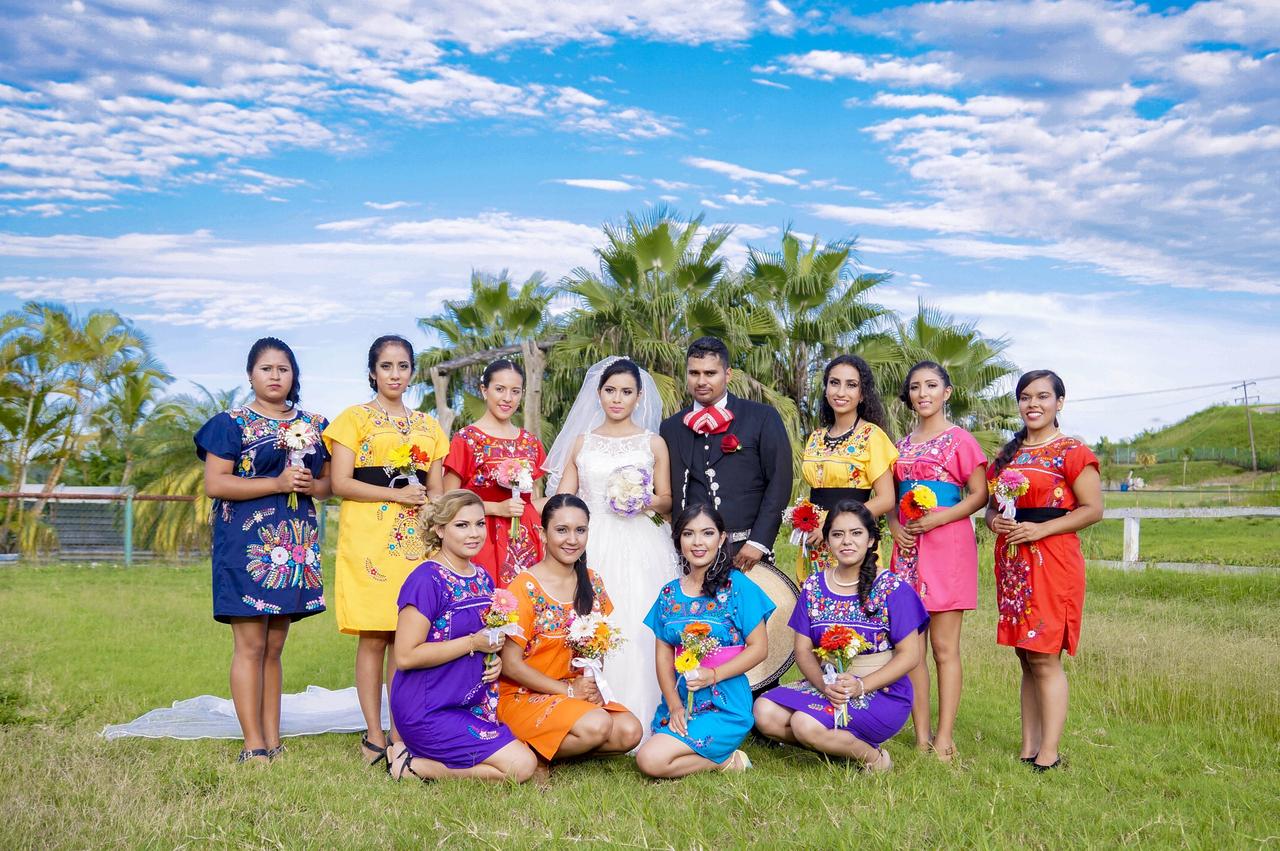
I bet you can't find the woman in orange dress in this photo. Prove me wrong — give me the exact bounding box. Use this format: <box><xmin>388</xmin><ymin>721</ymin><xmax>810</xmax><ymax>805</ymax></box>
<box><xmin>444</xmin><ymin>358</ymin><xmax>547</xmax><ymax>588</ymax></box>
<box><xmin>498</xmin><ymin>494</ymin><xmax>642</xmax><ymax>765</ymax></box>
<box><xmin>985</xmin><ymin>370</ymin><xmax>1102</xmax><ymax>773</ymax></box>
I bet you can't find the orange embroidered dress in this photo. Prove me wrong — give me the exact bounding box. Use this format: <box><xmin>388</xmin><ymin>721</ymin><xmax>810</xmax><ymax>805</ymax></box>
<box><xmin>990</xmin><ymin>437</ymin><xmax>1098</xmax><ymax>655</ymax></box>
<box><xmin>497</xmin><ymin>570</ymin><xmax>630</xmax><ymax>759</ymax></box>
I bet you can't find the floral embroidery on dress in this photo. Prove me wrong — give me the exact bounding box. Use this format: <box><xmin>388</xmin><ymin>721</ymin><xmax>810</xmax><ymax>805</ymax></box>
<box><xmin>305</xmin><ymin>596</ymin><xmax>325</xmax><ymax>611</ymax></box>
<box><xmin>802</xmin><ymin>571</ymin><xmax>899</xmax><ymax>652</ymax></box>
<box><xmin>240</xmin><ymin>507</ymin><xmax>276</xmax><ymax>532</ymax></box>
<box><xmin>387</xmin><ymin>507</ymin><xmax>427</xmax><ymax>562</ymax></box>
<box><xmin>241</xmin><ymin>595</ymin><xmax>282</xmax><ymax>614</ymax></box>
<box><xmin>364</xmin><ymin>558</ymin><xmax>388</xmax><ymax>582</ymax></box>
<box><xmin>996</xmin><ymin>538</ymin><xmax>1040</xmax><ymax>628</ymax></box>
<box><xmin>245</xmin><ymin>518</ymin><xmax>322</xmax><ymax>589</ymax></box>
<box><xmin>802</xmin><ymin>423</ymin><xmax>877</xmax><ymax>488</ymax></box>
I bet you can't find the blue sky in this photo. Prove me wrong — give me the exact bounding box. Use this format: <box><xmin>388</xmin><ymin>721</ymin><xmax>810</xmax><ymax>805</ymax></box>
<box><xmin>2</xmin><ymin>0</ymin><xmax>1278</xmax><ymax>442</ymax></box>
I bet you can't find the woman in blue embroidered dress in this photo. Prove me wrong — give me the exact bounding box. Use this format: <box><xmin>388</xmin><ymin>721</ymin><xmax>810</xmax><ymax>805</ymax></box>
<box><xmin>754</xmin><ymin>500</ymin><xmax>929</xmax><ymax>771</ymax></box>
<box><xmin>634</xmin><ymin>505</ymin><xmax>774</xmax><ymax>778</ymax></box>
<box><xmin>195</xmin><ymin>338</ymin><xmax>330</xmax><ymax>764</ymax></box>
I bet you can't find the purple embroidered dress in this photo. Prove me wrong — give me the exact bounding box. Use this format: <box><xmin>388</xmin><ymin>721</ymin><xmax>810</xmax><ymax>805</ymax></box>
<box><xmin>390</xmin><ymin>560</ymin><xmax>516</xmax><ymax>768</ymax></box>
<box><xmin>758</xmin><ymin>570</ymin><xmax>929</xmax><ymax>747</ymax></box>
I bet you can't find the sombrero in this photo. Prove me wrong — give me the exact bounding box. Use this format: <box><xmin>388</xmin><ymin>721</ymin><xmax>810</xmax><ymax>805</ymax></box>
<box><xmin>745</xmin><ymin>561</ymin><xmax>800</xmax><ymax>693</ymax></box>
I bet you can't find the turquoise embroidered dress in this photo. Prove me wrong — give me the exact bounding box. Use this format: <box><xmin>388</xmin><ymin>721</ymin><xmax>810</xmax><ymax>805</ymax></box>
<box><xmin>195</xmin><ymin>406</ymin><xmax>328</xmax><ymax>622</ymax></box>
<box><xmin>643</xmin><ymin>570</ymin><xmax>775</xmax><ymax>763</ymax></box>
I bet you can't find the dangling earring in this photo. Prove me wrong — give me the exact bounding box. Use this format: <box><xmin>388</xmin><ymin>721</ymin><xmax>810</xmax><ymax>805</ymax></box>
<box><xmin>678</xmin><ymin>554</ymin><xmax>691</xmax><ymax>575</ymax></box>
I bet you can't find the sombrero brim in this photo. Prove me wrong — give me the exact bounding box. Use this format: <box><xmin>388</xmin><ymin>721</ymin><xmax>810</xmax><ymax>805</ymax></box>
<box><xmin>745</xmin><ymin>562</ymin><xmax>800</xmax><ymax>692</ymax></box>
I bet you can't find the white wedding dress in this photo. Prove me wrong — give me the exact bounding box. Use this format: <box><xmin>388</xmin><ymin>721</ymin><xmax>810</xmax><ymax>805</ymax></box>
<box><xmin>575</xmin><ymin>431</ymin><xmax>678</xmax><ymax>738</ymax></box>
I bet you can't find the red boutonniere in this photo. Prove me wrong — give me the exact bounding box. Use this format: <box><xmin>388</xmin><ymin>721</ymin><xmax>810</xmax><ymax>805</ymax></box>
<box><xmin>720</xmin><ymin>434</ymin><xmax>741</xmax><ymax>453</ymax></box>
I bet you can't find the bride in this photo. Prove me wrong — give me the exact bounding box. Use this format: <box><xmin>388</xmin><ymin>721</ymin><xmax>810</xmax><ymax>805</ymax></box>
<box><xmin>544</xmin><ymin>356</ymin><xmax>677</xmax><ymax>739</ymax></box>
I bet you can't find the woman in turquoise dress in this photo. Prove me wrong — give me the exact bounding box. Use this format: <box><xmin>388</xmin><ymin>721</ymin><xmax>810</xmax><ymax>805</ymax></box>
<box><xmin>195</xmin><ymin>337</ymin><xmax>330</xmax><ymax>764</ymax></box>
<box><xmin>634</xmin><ymin>505</ymin><xmax>774</xmax><ymax>778</ymax></box>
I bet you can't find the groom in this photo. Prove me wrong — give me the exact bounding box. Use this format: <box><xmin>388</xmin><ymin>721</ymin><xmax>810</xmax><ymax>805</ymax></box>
<box><xmin>660</xmin><ymin>336</ymin><xmax>793</xmax><ymax>570</ymax></box>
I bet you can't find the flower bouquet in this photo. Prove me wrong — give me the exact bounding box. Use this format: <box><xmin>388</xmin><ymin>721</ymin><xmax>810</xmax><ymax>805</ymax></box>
<box><xmin>275</xmin><ymin>419</ymin><xmax>321</xmax><ymax>509</ymax></box>
<box><xmin>897</xmin><ymin>484</ymin><xmax>939</xmax><ymax>550</ymax></box>
<box><xmin>481</xmin><ymin>588</ymin><xmax>524</xmax><ymax>664</ymax></box>
<box><xmin>782</xmin><ymin>498</ymin><xmax>824</xmax><ymax>546</ymax></box>
<box><xmin>990</xmin><ymin>469</ymin><xmax>1031</xmax><ymax>556</ymax></box>
<box><xmin>492</xmin><ymin>458</ymin><xmax>534</xmax><ymax>541</ymax></box>
<box><xmin>605</xmin><ymin>464</ymin><xmax>663</xmax><ymax>525</ymax></box>
<box><xmin>813</xmin><ymin>624</ymin><xmax>874</xmax><ymax>726</ymax></box>
<box><xmin>566</xmin><ymin>612</ymin><xmax>625</xmax><ymax>704</ymax></box>
<box><xmin>386</xmin><ymin>443</ymin><xmax>429</xmax><ymax>488</ymax></box>
<box><xmin>674</xmin><ymin>621</ymin><xmax>720</xmax><ymax>716</ymax></box>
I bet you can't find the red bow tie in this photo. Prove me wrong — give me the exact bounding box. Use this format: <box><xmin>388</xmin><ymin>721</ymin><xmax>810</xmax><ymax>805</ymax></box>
<box><xmin>683</xmin><ymin>406</ymin><xmax>734</xmax><ymax>436</ymax></box>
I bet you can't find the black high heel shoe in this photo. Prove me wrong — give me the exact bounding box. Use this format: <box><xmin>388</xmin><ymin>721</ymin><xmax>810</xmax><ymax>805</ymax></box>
<box><xmin>1020</xmin><ymin>753</ymin><xmax>1038</xmax><ymax>764</ymax></box>
<box><xmin>1031</xmin><ymin>757</ymin><xmax>1061</xmax><ymax>772</ymax></box>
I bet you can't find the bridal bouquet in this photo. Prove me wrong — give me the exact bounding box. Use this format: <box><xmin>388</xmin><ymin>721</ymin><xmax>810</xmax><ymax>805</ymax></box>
<box><xmin>783</xmin><ymin>497</ymin><xmax>825</xmax><ymax>545</ymax></box>
<box><xmin>605</xmin><ymin>464</ymin><xmax>656</xmax><ymax>521</ymax></box>
<box><xmin>275</xmin><ymin>420</ymin><xmax>321</xmax><ymax>509</ymax></box>
<box><xmin>481</xmin><ymin>588</ymin><xmax>524</xmax><ymax>664</ymax></box>
<box><xmin>813</xmin><ymin>625</ymin><xmax>874</xmax><ymax>726</ymax></box>
<box><xmin>990</xmin><ymin>469</ymin><xmax>1031</xmax><ymax>556</ymax></box>
<box><xmin>674</xmin><ymin>621</ymin><xmax>720</xmax><ymax>716</ymax></box>
<box><xmin>492</xmin><ymin>458</ymin><xmax>534</xmax><ymax>540</ymax></box>
<box><xmin>566</xmin><ymin>612</ymin><xmax>625</xmax><ymax>704</ymax></box>
<box><xmin>386</xmin><ymin>443</ymin><xmax>430</xmax><ymax>487</ymax></box>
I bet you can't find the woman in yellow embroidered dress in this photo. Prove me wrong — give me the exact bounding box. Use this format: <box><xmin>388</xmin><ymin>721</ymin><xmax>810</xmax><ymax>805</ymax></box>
<box><xmin>323</xmin><ymin>334</ymin><xmax>448</xmax><ymax>768</ymax></box>
<box><xmin>797</xmin><ymin>355</ymin><xmax>898</xmax><ymax>579</ymax></box>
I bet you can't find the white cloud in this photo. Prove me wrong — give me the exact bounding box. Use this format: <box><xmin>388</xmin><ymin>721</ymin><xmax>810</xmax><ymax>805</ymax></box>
<box><xmin>752</xmin><ymin>78</ymin><xmax>791</xmax><ymax>90</ymax></box>
<box><xmin>553</xmin><ymin>178</ymin><xmax>639</xmax><ymax>192</ymax></box>
<box><xmin>699</xmin><ymin>198</ymin><xmax>726</xmax><ymax>210</ymax></box>
<box><xmin>683</xmin><ymin>157</ymin><xmax>799</xmax><ymax>186</ymax></box>
<box><xmin>653</xmin><ymin>178</ymin><xmax>695</xmax><ymax>191</ymax></box>
<box><xmin>364</xmin><ymin>200</ymin><xmax>414</xmax><ymax>210</ymax></box>
<box><xmin>772</xmin><ymin>50</ymin><xmax>962</xmax><ymax>87</ymax></box>
<box><xmin>721</xmin><ymin>191</ymin><xmax>776</xmax><ymax>207</ymax></box>
<box><xmin>315</xmin><ymin>217</ymin><xmax>382</xmax><ymax>231</ymax></box>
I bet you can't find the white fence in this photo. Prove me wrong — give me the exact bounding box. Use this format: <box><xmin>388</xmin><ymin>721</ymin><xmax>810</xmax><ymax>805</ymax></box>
<box><xmin>1093</xmin><ymin>507</ymin><xmax>1280</xmax><ymax>575</ymax></box>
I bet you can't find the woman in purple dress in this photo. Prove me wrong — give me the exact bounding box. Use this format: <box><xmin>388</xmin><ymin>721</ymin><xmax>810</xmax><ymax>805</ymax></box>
<box><xmin>754</xmin><ymin>500</ymin><xmax>929</xmax><ymax>771</ymax></box>
<box><xmin>386</xmin><ymin>490</ymin><xmax>537</xmax><ymax>783</ymax></box>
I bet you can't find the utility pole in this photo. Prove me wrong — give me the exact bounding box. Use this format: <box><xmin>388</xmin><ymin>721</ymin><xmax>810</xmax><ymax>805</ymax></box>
<box><xmin>1233</xmin><ymin>380</ymin><xmax>1258</xmax><ymax>472</ymax></box>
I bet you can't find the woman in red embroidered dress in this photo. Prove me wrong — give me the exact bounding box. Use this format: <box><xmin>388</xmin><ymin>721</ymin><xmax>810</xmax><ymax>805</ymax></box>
<box><xmin>444</xmin><ymin>359</ymin><xmax>547</xmax><ymax>588</ymax></box>
<box><xmin>985</xmin><ymin>370</ymin><xmax>1102</xmax><ymax>773</ymax></box>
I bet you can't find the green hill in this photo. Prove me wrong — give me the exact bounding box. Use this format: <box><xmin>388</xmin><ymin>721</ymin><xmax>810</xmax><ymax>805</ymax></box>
<box><xmin>1113</xmin><ymin>403</ymin><xmax>1280</xmax><ymax>470</ymax></box>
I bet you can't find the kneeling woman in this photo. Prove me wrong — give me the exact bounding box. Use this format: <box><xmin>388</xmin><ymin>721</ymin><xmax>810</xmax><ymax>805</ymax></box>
<box><xmin>499</xmin><ymin>495</ymin><xmax>643</xmax><ymax>764</ymax></box>
<box><xmin>387</xmin><ymin>491</ymin><xmax>537</xmax><ymax>783</ymax></box>
<box><xmin>754</xmin><ymin>500</ymin><xmax>928</xmax><ymax>771</ymax></box>
<box><xmin>635</xmin><ymin>505</ymin><xmax>775</xmax><ymax>778</ymax></box>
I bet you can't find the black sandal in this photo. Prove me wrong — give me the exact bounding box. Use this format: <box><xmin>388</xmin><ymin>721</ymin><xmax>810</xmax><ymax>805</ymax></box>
<box><xmin>1020</xmin><ymin>753</ymin><xmax>1038</xmax><ymax>764</ymax></box>
<box><xmin>236</xmin><ymin>748</ymin><xmax>270</xmax><ymax>764</ymax></box>
<box><xmin>389</xmin><ymin>745</ymin><xmax>432</xmax><ymax>783</ymax></box>
<box><xmin>266</xmin><ymin>742</ymin><xmax>286</xmax><ymax>761</ymax></box>
<box><xmin>360</xmin><ymin>733</ymin><xmax>388</xmax><ymax>769</ymax></box>
<box><xmin>1031</xmin><ymin>757</ymin><xmax>1062</xmax><ymax>773</ymax></box>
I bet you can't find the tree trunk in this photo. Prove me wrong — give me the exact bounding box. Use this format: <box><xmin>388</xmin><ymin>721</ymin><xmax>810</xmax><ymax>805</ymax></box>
<box><xmin>521</xmin><ymin>339</ymin><xmax>545</xmax><ymax>439</ymax></box>
<box><xmin>430</xmin><ymin>367</ymin><xmax>455</xmax><ymax>436</ymax></box>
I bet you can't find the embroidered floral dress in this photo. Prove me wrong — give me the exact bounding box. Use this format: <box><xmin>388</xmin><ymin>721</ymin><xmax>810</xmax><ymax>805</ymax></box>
<box><xmin>194</xmin><ymin>406</ymin><xmax>329</xmax><ymax>622</ymax></box>
<box><xmin>990</xmin><ymin>437</ymin><xmax>1098</xmax><ymax>655</ymax></box>
<box><xmin>497</xmin><ymin>570</ymin><xmax>630</xmax><ymax>759</ymax></box>
<box><xmin>797</xmin><ymin>423</ymin><xmax>898</xmax><ymax>579</ymax></box>
<box><xmin>444</xmin><ymin>425</ymin><xmax>547</xmax><ymax>588</ymax></box>
<box><xmin>644</xmin><ymin>570</ymin><xmax>775</xmax><ymax>764</ymax></box>
<box><xmin>890</xmin><ymin>426</ymin><xmax>987</xmax><ymax>612</ymax></box>
<box><xmin>322</xmin><ymin>404</ymin><xmax>449</xmax><ymax>634</ymax></box>
<box><xmin>389</xmin><ymin>560</ymin><xmax>516</xmax><ymax>768</ymax></box>
<box><xmin>757</xmin><ymin>570</ymin><xmax>929</xmax><ymax>747</ymax></box>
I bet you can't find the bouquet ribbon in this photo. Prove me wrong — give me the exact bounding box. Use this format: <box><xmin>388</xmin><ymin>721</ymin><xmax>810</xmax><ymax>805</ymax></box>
<box><xmin>896</xmin><ymin>479</ymin><xmax>962</xmax><ymax>507</ymax></box>
<box><xmin>570</xmin><ymin>657</ymin><xmax>616</xmax><ymax>705</ymax></box>
<box><xmin>678</xmin><ymin>644</ymin><xmax>743</xmax><ymax>707</ymax></box>
<box><xmin>484</xmin><ymin>622</ymin><xmax>524</xmax><ymax>647</ymax></box>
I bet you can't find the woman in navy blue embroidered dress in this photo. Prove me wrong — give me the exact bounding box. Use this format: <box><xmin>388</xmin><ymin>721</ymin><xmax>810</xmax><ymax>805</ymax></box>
<box><xmin>195</xmin><ymin>338</ymin><xmax>331</xmax><ymax>764</ymax></box>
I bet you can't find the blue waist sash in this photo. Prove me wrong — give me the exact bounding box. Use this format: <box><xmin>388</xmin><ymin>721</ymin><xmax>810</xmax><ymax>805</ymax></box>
<box><xmin>897</xmin><ymin>479</ymin><xmax>963</xmax><ymax>507</ymax></box>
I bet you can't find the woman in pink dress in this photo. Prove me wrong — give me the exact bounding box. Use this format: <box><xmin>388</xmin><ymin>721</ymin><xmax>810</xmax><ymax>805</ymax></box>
<box><xmin>888</xmin><ymin>361</ymin><xmax>988</xmax><ymax>761</ymax></box>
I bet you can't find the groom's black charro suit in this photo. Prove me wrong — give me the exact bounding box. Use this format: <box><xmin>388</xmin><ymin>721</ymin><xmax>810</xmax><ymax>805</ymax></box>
<box><xmin>660</xmin><ymin>393</ymin><xmax>793</xmax><ymax>556</ymax></box>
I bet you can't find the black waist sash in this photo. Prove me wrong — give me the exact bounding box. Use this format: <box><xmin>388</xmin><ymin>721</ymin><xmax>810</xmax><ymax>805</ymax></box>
<box><xmin>1015</xmin><ymin>507</ymin><xmax>1069</xmax><ymax>522</ymax></box>
<box><xmin>809</xmin><ymin>487</ymin><xmax>872</xmax><ymax>512</ymax></box>
<box><xmin>352</xmin><ymin>467</ymin><xmax>427</xmax><ymax>488</ymax></box>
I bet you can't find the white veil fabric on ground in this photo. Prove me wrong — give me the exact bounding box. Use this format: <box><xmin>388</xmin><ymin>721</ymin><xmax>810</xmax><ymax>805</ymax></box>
<box><xmin>100</xmin><ymin>686</ymin><xmax>389</xmax><ymax>741</ymax></box>
<box><xmin>543</xmin><ymin>356</ymin><xmax>662</xmax><ymax>493</ymax></box>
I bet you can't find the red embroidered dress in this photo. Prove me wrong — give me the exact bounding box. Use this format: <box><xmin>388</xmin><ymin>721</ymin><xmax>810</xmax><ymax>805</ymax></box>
<box><xmin>989</xmin><ymin>437</ymin><xmax>1098</xmax><ymax>655</ymax></box>
<box><xmin>444</xmin><ymin>425</ymin><xmax>547</xmax><ymax>588</ymax></box>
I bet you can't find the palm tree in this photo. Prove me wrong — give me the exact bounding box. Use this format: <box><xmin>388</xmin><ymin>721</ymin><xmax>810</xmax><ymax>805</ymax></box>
<box><xmin>552</xmin><ymin>207</ymin><xmax>798</xmax><ymax>432</ymax></box>
<box><xmin>131</xmin><ymin>385</ymin><xmax>248</xmax><ymax>553</ymax></box>
<box><xmin>742</xmin><ymin>229</ymin><xmax>888</xmax><ymax>423</ymax></box>
<box><xmin>859</xmin><ymin>300</ymin><xmax>1020</xmax><ymax>452</ymax></box>
<box><xmin>417</xmin><ymin>269</ymin><xmax>556</xmax><ymax>428</ymax></box>
<box><xmin>91</xmin><ymin>363</ymin><xmax>174</xmax><ymax>486</ymax></box>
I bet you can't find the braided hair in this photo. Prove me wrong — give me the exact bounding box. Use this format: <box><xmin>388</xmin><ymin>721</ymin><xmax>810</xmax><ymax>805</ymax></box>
<box><xmin>990</xmin><ymin>370</ymin><xmax>1066</xmax><ymax>476</ymax></box>
<box><xmin>541</xmin><ymin>494</ymin><xmax>595</xmax><ymax>616</ymax></box>
<box><xmin>672</xmin><ymin>504</ymin><xmax>733</xmax><ymax>599</ymax></box>
<box><xmin>822</xmin><ymin>499</ymin><xmax>883</xmax><ymax>612</ymax></box>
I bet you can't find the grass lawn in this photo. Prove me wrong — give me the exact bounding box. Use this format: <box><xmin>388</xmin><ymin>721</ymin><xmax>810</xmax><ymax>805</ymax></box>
<box><xmin>1079</xmin><ymin>516</ymin><xmax>1280</xmax><ymax>567</ymax></box>
<box><xmin>1</xmin><ymin>556</ymin><xmax>1277</xmax><ymax>848</ymax></box>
